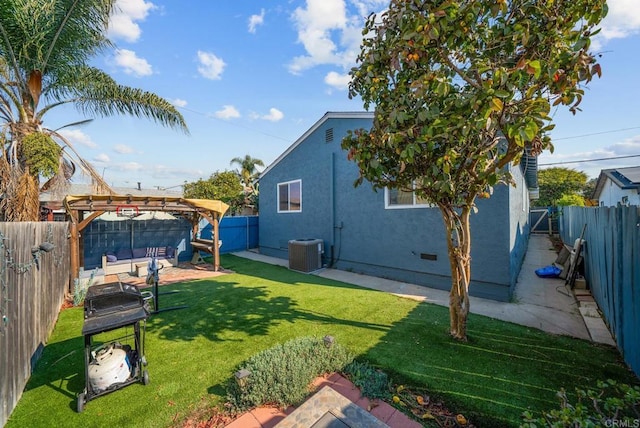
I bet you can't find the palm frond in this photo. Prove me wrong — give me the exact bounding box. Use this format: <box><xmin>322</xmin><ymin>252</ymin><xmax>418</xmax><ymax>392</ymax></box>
<box><xmin>54</xmin><ymin>118</ymin><xmax>93</xmax><ymax>131</ymax></box>
<box><xmin>40</xmin><ymin>156</ymin><xmax>75</xmax><ymax>197</ymax></box>
<box><xmin>44</xmin><ymin>67</ymin><xmax>189</xmax><ymax>133</ymax></box>
<box><xmin>51</xmin><ymin>129</ymin><xmax>113</xmax><ymax>194</ymax></box>
<box><xmin>43</xmin><ymin>0</ymin><xmax>116</xmax><ymax>70</ymax></box>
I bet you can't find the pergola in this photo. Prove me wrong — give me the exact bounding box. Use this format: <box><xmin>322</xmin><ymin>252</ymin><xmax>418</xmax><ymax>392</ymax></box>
<box><xmin>63</xmin><ymin>194</ymin><xmax>229</xmax><ymax>290</ymax></box>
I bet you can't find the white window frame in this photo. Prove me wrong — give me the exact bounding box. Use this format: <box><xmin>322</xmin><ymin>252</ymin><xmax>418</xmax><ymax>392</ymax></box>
<box><xmin>277</xmin><ymin>179</ymin><xmax>302</xmax><ymax>213</ymax></box>
<box><xmin>384</xmin><ymin>184</ymin><xmax>433</xmax><ymax>209</ymax></box>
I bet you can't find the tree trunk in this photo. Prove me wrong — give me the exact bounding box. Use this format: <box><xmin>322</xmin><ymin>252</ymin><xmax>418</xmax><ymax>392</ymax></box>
<box><xmin>440</xmin><ymin>205</ymin><xmax>472</xmax><ymax>341</ymax></box>
<box><xmin>2</xmin><ymin>167</ymin><xmax>40</xmax><ymax>221</ymax></box>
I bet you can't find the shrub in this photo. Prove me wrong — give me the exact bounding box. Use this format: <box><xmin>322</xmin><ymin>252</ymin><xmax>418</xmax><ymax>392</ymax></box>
<box><xmin>226</xmin><ymin>336</ymin><xmax>353</xmax><ymax>412</ymax></box>
<box><xmin>556</xmin><ymin>193</ymin><xmax>585</xmax><ymax>207</ymax></box>
<box><xmin>343</xmin><ymin>360</ymin><xmax>391</xmax><ymax>400</ymax></box>
<box><xmin>521</xmin><ymin>379</ymin><xmax>640</xmax><ymax>427</ymax></box>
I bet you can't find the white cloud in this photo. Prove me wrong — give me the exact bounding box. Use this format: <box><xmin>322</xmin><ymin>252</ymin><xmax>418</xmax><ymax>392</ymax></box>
<box><xmin>288</xmin><ymin>0</ymin><xmax>387</xmax><ymax>75</ymax></box>
<box><xmin>94</xmin><ymin>153</ymin><xmax>111</xmax><ymax>163</ymax></box>
<box><xmin>589</xmin><ymin>0</ymin><xmax>640</xmax><ymax>50</ymax></box>
<box><xmin>215</xmin><ymin>105</ymin><xmax>241</xmax><ymax>120</ymax></box>
<box><xmin>172</xmin><ymin>99</ymin><xmax>188</xmax><ymax>107</ymax></box>
<box><xmin>197</xmin><ymin>51</ymin><xmax>226</xmax><ymax>80</ymax></box>
<box><xmin>539</xmin><ymin>135</ymin><xmax>640</xmax><ymax>178</ymax></box>
<box><xmin>149</xmin><ymin>165</ymin><xmax>204</xmax><ymax>181</ymax></box>
<box><xmin>248</xmin><ymin>9</ymin><xmax>265</xmax><ymax>33</ymax></box>
<box><xmin>356</xmin><ymin>0</ymin><xmax>389</xmax><ymax>16</ymax></box>
<box><xmin>251</xmin><ymin>108</ymin><xmax>284</xmax><ymax>122</ymax></box>
<box><xmin>114</xmin><ymin>49</ymin><xmax>152</xmax><ymax>76</ymax></box>
<box><xmin>58</xmin><ymin>129</ymin><xmax>97</xmax><ymax>148</ymax></box>
<box><xmin>324</xmin><ymin>71</ymin><xmax>351</xmax><ymax>90</ymax></box>
<box><xmin>605</xmin><ymin>136</ymin><xmax>640</xmax><ymax>155</ymax></box>
<box><xmin>600</xmin><ymin>0</ymin><xmax>640</xmax><ymax>39</ymax></box>
<box><xmin>114</xmin><ymin>144</ymin><xmax>135</xmax><ymax>154</ymax></box>
<box><xmin>120</xmin><ymin>162</ymin><xmax>143</xmax><ymax>172</ymax></box>
<box><xmin>108</xmin><ymin>0</ymin><xmax>156</xmax><ymax>43</ymax></box>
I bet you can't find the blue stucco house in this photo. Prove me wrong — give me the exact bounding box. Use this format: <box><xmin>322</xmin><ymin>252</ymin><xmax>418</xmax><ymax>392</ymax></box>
<box><xmin>258</xmin><ymin>112</ymin><xmax>538</xmax><ymax>301</ymax></box>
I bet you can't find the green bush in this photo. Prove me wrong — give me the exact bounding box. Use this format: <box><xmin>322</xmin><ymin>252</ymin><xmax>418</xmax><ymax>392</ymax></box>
<box><xmin>343</xmin><ymin>360</ymin><xmax>391</xmax><ymax>400</ymax></box>
<box><xmin>521</xmin><ymin>379</ymin><xmax>640</xmax><ymax>427</ymax></box>
<box><xmin>226</xmin><ymin>336</ymin><xmax>353</xmax><ymax>412</ymax></box>
<box><xmin>556</xmin><ymin>193</ymin><xmax>585</xmax><ymax>207</ymax></box>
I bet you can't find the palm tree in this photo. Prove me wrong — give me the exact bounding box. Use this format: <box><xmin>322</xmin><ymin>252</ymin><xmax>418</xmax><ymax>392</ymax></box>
<box><xmin>230</xmin><ymin>155</ymin><xmax>264</xmax><ymax>191</ymax></box>
<box><xmin>0</xmin><ymin>0</ymin><xmax>188</xmax><ymax>221</ymax></box>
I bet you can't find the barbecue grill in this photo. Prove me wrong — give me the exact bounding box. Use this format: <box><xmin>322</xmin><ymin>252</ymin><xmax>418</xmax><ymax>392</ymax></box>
<box><xmin>77</xmin><ymin>281</ymin><xmax>151</xmax><ymax>412</ymax></box>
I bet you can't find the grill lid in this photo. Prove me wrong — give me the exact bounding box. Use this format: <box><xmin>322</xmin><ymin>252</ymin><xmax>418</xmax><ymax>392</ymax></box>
<box><xmin>82</xmin><ymin>282</ymin><xmax>149</xmax><ymax>336</ymax></box>
<box><xmin>84</xmin><ymin>282</ymin><xmax>144</xmax><ymax>319</ymax></box>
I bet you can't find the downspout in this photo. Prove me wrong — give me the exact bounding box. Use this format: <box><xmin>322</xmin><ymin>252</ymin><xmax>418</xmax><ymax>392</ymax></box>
<box><xmin>330</xmin><ymin>152</ymin><xmax>336</xmax><ymax>267</ymax></box>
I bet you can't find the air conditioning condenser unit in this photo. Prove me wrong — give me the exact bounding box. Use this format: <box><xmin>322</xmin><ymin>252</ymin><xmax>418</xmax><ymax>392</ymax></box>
<box><xmin>288</xmin><ymin>239</ymin><xmax>324</xmax><ymax>273</ymax></box>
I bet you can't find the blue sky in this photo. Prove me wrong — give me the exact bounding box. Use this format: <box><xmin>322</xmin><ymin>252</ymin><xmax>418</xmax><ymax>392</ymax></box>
<box><xmin>48</xmin><ymin>0</ymin><xmax>640</xmax><ymax>190</ymax></box>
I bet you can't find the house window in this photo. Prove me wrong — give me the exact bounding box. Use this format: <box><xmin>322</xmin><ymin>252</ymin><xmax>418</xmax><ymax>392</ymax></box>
<box><xmin>278</xmin><ymin>180</ymin><xmax>302</xmax><ymax>213</ymax></box>
<box><xmin>385</xmin><ymin>185</ymin><xmax>432</xmax><ymax>209</ymax></box>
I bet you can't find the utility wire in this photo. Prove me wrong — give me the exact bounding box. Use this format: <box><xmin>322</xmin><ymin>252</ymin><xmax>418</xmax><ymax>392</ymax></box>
<box><xmin>539</xmin><ymin>153</ymin><xmax>640</xmax><ymax>166</ymax></box>
<box><xmin>553</xmin><ymin>126</ymin><xmax>640</xmax><ymax>141</ymax></box>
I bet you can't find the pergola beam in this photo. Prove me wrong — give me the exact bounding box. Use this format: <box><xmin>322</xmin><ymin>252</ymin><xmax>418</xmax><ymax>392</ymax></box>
<box><xmin>63</xmin><ymin>194</ymin><xmax>229</xmax><ymax>292</ymax></box>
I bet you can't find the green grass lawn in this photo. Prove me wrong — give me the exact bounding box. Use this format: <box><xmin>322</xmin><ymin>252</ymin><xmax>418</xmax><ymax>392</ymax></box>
<box><xmin>6</xmin><ymin>255</ymin><xmax>637</xmax><ymax>427</ymax></box>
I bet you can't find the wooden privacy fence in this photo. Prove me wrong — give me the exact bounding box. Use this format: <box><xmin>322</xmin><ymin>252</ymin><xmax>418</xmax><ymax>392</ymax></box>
<box><xmin>558</xmin><ymin>206</ymin><xmax>640</xmax><ymax>377</ymax></box>
<box><xmin>0</xmin><ymin>222</ymin><xmax>70</xmax><ymax>427</ymax></box>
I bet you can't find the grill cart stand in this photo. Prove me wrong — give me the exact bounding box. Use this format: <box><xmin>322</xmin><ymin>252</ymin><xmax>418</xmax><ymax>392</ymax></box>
<box><xmin>146</xmin><ymin>257</ymin><xmax>187</xmax><ymax>314</ymax></box>
<box><xmin>77</xmin><ymin>282</ymin><xmax>150</xmax><ymax>413</ymax></box>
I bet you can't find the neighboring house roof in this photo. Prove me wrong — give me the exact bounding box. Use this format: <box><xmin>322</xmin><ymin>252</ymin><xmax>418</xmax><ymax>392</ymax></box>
<box><xmin>259</xmin><ymin>111</ymin><xmax>374</xmax><ymax>179</ymax></box>
<box><xmin>593</xmin><ymin>166</ymin><xmax>640</xmax><ymax>199</ymax></box>
<box><xmin>40</xmin><ymin>183</ymin><xmax>183</xmax><ymax>203</ymax></box>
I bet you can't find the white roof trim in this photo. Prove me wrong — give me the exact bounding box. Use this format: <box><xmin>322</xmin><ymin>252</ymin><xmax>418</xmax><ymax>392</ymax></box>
<box><xmin>259</xmin><ymin>111</ymin><xmax>374</xmax><ymax>179</ymax></box>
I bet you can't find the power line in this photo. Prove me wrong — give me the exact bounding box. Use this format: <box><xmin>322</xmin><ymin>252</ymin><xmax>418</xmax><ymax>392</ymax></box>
<box><xmin>539</xmin><ymin>153</ymin><xmax>640</xmax><ymax>166</ymax></box>
<box><xmin>553</xmin><ymin>126</ymin><xmax>640</xmax><ymax>141</ymax></box>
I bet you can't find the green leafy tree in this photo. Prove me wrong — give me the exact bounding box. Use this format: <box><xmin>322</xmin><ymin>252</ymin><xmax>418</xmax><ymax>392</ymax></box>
<box><xmin>556</xmin><ymin>193</ymin><xmax>585</xmax><ymax>206</ymax></box>
<box><xmin>230</xmin><ymin>154</ymin><xmax>264</xmax><ymax>213</ymax></box>
<box><xmin>583</xmin><ymin>177</ymin><xmax>598</xmax><ymax>201</ymax></box>
<box><xmin>342</xmin><ymin>0</ymin><xmax>606</xmax><ymax>340</ymax></box>
<box><xmin>0</xmin><ymin>0</ymin><xmax>188</xmax><ymax>221</ymax></box>
<box><xmin>230</xmin><ymin>155</ymin><xmax>264</xmax><ymax>190</ymax></box>
<box><xmin>537</xmin><ymin>167</ymin><xmax>588</xmax><ymax>207</ymax></box>
<box><xmin>183</xmin><ymin>171</ymin><xmax>244</xmax><ymax>214</ymax></box>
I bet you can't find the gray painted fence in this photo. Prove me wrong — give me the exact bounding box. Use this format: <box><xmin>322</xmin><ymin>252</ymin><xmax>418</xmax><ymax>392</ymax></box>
<box><xmin>0</xmin><ymin>222</ymin><xmax>70</xmax><ymax>427</ymax></box>
<box><xmin>82</xmin><ymin>217</ymin><xmax>193</xmax><ymax>269</ymax></box>
<box><xmin>82</xmin><ymin>216</ymin><xmax>259</xmax><ymax>270</ymax></box>
<box><xmin>558</xmin><ymin>206</ymin><xmax>640</xmax><ymax>377</ymax></box>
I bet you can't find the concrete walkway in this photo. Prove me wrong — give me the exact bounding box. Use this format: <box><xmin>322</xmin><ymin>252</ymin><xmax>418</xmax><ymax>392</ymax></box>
<box><xmin>233</xmin><ymin>234</ymin><xmax>615</xmax><ymax>345</ymax></box>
